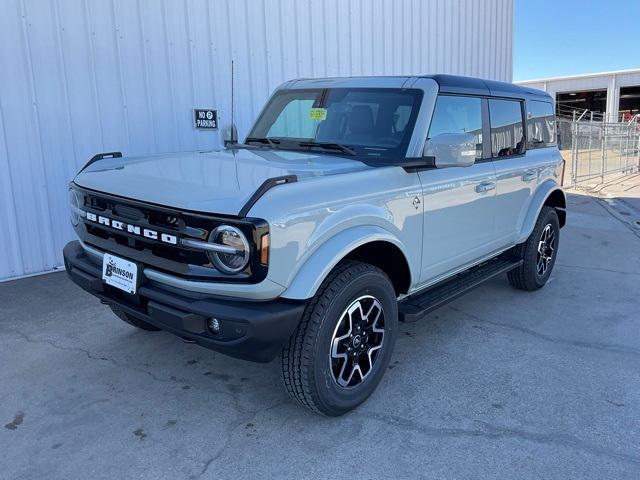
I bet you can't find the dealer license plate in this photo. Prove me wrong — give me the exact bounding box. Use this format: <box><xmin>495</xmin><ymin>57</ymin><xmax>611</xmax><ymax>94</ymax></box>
<box><xmin>102</xmin><ymin>253</ymin><xmax>138</xmax><ymax>294</ymax></box>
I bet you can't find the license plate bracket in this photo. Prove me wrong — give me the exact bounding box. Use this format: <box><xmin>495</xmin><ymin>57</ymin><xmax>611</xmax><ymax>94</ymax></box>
<box><xmin>102</xmin><ymin>253</ymin><xmax>139</xmax><ymax>294</ymax></box>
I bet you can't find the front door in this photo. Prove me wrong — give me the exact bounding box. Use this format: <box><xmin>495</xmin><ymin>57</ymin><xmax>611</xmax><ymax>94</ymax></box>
<box><xmin>417</xmin><ymin>94</ymin><xmax>499</xmax><ymax>286</ymax></box>
<box><xmin>418</xmin><ymin>163</ymin><xmax>498</xmax><ymax>284</ymax></box>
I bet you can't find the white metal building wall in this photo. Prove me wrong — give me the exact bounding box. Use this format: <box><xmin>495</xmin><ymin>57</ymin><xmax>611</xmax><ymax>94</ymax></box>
<box><xmin>517</xmin><ymin>69</ymin><xmax>640</xmax><ymax>122</ymax></box>
<box><xmin>0</xmin><ymin>0</ymin><xmax>514</xmax><ymax>281</ymax></box>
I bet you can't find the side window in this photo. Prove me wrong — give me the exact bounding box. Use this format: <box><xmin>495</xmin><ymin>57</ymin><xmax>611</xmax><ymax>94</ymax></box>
<box><xmin>427</xmin><ymin>95</ymin><xmax>483</xmax><ymax>160</ymax></box>
<box><xmin>489</xmin><ymin>99</ymin><xmax>525</xmax><ymax>158</ymax></box>
<box><xmin>527</xmin><ymin>100</ymin><xmax>556</xmax><ymax>148</ymax></box>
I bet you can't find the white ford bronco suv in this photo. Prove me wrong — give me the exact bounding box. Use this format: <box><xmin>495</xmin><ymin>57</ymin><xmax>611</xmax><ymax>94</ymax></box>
<box><xmin>64</xmin><ymin>75</ymin><xmax>565</xmax><ymax>416</ymax></box>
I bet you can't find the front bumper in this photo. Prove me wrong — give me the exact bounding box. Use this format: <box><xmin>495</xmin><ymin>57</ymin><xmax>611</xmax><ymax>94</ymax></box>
<box><xmin>63</xmin><ymin>241</ymin><xmax>305</xmax><ymax>362</ymax></box>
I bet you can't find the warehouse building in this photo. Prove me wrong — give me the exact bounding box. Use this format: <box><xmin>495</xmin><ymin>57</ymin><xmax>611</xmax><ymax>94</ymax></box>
<box><xmin>0</xmin><ymin>0</ymin><xmax>514</xmax><ymax>281</ymax></box>
<box><xmin>516</xmin><ymin>68</ymin><xmax>640</xmax><ymax>121</ymax></box>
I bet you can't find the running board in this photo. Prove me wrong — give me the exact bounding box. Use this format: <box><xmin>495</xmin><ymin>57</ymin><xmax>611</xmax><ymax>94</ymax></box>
<box><xmin>398</xmin><ymin>256</ymin><xmax>523</xmax><ymax>322</ymax></box>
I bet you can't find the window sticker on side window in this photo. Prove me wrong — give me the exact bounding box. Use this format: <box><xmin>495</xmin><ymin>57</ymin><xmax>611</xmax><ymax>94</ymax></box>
<box><xmin>309</xmin><ymin>108</ymin><xmax>327</xmax><ymax>121</ymax></box>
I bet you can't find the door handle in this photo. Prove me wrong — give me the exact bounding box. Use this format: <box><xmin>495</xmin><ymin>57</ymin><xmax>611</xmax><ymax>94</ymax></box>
<box><xmin>522</xmin><ymin>170</ymin><xmax>537</xmax><ymax>182</ymax></box>
<box><xmin>475</xmin><ymin>181</ymin><xmax>496</xmax><ymax>193</ymax></box>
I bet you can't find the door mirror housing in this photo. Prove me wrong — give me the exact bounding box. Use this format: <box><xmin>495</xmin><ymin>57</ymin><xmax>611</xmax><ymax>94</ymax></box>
<box><xmin>424</xmin><ymin>133</ymin><xmax>478</xmax><ymax>168</ymax></box>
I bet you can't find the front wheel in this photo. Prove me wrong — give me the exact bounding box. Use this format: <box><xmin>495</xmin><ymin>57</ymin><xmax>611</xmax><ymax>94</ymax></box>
<box><xmin>508</xmin><ymin>206</ymin><xmax>560</xmax><ymax>291</ymax></box>
<box><xmin>281</xmin><ymin>260</ymin><xmax>398</xmax><ymax>416</ymax></box>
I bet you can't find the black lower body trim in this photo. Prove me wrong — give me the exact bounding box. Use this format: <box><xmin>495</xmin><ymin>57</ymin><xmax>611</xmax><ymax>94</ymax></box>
<box><xmin>398</xmin><ymin>254</ymin><xmax>523</xmax><ymax>322</ymax></box>
<box><xmin>63</xmin><ymin>241</ymin><xmax>305</xmax><ymax>362</ymax></box>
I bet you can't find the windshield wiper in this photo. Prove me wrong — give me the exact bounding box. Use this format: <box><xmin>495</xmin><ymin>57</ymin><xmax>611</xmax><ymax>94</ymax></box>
<box><xmin>245</xmin><ymin>137</ymin><xmax>281</xmax><ymax>148</ymax></box>
<box><xmin>298</xmin><ymin>141</ymin><xmax>357</xmax><ymax>156</ymax></box>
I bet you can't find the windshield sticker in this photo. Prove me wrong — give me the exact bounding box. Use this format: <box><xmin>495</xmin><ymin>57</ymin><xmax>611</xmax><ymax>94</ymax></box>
<box><xmin>309</xmin><ymin>108</ymin><xmax>327</xmax><ymax>121</ymax></box>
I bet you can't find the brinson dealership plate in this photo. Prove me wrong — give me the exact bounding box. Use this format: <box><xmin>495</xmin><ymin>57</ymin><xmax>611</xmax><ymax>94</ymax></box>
<box><xmin>102</xmin><ymin>253</ymin><xmax>138</xmax><ymax>294</ymax></box>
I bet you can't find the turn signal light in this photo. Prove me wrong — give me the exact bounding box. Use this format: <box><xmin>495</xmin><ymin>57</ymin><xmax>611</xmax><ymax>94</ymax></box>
<box><xmin>260</xmin><ymin>234</ymin><xmax>270</xmax><ymax>265</ymax></box>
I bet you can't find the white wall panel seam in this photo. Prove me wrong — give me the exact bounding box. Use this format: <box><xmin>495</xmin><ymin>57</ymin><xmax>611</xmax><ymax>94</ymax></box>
<box><xmin>205</xmin><ymin>0</ymin><xmax>219</xmax><ymax>126</ymax></box>
<box><xmin>18</xmin><ymin>0</ymin><xmax>57</xmax><ymax>269</ymax></box>
<box><xmin>259</xmin><ymin>0</ymin><xmax>271</xmax><ymax>98</ymax></box>
<box><xmin>275</xmin><ymin>0</ymin><xmax>286</xmax><ymax>81</ymax></box>
<box><xmin>136</xmin><ymin>0</ymin><xmax>158</xmax><ymax>152</ymax></box>
<box><xmin>184</xmin><ymin>0</ymin><xmax>199</xmax><ymax>149</ymax></box>
<box><xmin>51</xmin><ymin>0</ymin><xmax>78</xmax><ymax>180</ymax></box>
<box><xmin>241</xmin><ymin>0</ymin><xmax>255</xmax><ymax>122</ymax></box>
<box><xmin>160</xmin><ymin>0</ymin><xmax>181</xmax><ymax>151</ymax></box>
<box><xmin>82</xmin><ymin>0</ymin><xmax>105</xmax><ymax>151</ymax></box>
<box><xmin>0</xmin><ymin>96</ymin><xmax>24</xmax><ymax>276</ymax></box>
<box><xmin>110</xmin><ymin>0</ymin><xmax>132</xmax><ymax>153</ymax></box>
<box><xmin>223</xmin><ymin>0</ymin><xmax>234</xmax><ymax>130</ymax></box>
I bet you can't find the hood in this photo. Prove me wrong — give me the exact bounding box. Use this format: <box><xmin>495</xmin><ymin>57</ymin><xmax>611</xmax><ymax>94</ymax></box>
<box><xmin>74</xmin><ymin>148</ymin><xmax>370</xmax><ymax>215</ymax></box>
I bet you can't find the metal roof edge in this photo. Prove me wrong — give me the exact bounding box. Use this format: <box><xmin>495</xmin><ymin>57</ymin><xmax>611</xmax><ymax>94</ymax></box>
<box><xmin>515</xmin><ymin>68</ymin><xmax>640</xmax><ymax>85</ymax></box>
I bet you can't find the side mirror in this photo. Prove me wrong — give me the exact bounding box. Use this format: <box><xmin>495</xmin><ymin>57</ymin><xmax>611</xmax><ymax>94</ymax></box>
<box><xmin>424</xmin><ymin>133</ymin><xmax>478</xmax><ymax>168</ymax></box>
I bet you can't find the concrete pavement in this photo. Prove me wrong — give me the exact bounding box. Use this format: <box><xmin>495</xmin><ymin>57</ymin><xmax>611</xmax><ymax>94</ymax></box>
<box><xmin>1</xmin><ymin>192</ymin><xmax>639</xmax><ymax>479</ymax></box>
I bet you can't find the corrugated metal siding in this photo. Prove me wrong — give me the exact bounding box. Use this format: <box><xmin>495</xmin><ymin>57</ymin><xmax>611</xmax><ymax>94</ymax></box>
<box><xmin>517</xmin><ymin>70</ymin><xmax>640</xmax><ymax>121</ymax></box>
<box><xmin>0</xmin><ymin>0</ymin><xmax>513</xmax><ymax>281</ymax></box>
<box><xmin>518</xmin><ymin>70</ymin><xmax>640</xmax><ymax>93</ymax></box>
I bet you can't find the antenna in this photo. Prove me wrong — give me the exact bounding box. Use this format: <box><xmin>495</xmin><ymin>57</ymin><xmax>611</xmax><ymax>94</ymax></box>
<box><xmin>225</xmin><ymin>60</ymin><xmax>238</xmax><ymax>146</ymax></box>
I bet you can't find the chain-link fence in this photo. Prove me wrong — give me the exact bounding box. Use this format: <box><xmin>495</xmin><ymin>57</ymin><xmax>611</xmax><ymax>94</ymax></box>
<box><xmin>558</xmin><ymin>109</ymin><xmax>640</xmax><ymax>187</ymax></box>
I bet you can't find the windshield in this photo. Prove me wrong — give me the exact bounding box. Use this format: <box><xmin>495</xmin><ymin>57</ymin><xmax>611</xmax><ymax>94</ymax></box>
<box><xmin>247</xmin><ymin>88</ymin><xmax>423</xmax><ymax>159</ymax></box>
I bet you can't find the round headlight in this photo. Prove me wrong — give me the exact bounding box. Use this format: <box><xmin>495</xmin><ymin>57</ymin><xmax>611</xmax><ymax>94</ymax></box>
<box><xmin>69</xmin><ymin>189</ymin><xmax>82</xmax><ymax>226</ymax></box>
<box><xmin>208</xmin><ymin>225</ymin><xmax>250</xmax><ymax>274</ymax></box>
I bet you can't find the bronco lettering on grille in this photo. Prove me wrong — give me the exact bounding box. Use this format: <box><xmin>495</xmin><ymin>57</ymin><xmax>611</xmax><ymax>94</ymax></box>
<box><xmin>85</xmin><ymin>211</ymin><xmax>178</xmax><ymax>245</ymax></box>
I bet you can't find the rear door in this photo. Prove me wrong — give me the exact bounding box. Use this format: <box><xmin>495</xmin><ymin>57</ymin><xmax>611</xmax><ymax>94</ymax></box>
<box><xmin>417</xmin><ymin>94</ymin><xmax>499</xmax><ymax>285</ymax></box>
<box><xmin>490</xmin><ymin>98</ymin><xmax>542</xmax><ymax>247</ymax></box>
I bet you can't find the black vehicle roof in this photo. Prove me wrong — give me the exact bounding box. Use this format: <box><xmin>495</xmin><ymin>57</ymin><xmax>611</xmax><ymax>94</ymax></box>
<box><xmin>422</xmin><ymin>74</ymin><xmax>552</xmax><ymax>102</ymax></box>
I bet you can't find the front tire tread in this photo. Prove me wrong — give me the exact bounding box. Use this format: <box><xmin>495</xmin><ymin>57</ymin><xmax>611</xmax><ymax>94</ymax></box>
<box><xmin>281</xmin><ymin>260</ymin><xmax>385</xmax><ymax>415</ymax></box>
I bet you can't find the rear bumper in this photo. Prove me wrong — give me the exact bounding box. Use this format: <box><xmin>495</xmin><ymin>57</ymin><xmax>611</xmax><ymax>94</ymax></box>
<box><xmin>63</xmin><ymin>241</ymin><xmax>305</xmax><ymax>362</ymax></box>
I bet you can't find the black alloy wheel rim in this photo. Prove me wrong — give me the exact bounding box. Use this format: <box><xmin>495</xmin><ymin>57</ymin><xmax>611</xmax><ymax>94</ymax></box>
<box><xmin>536</xmin><ymin>223</ymin><xmax>556</xmax><ymax>276</ymax></box>
<box><xmin>329</xmin><ymin>295</ymin><xmax>385</xmax><ymax>388</ymax></box>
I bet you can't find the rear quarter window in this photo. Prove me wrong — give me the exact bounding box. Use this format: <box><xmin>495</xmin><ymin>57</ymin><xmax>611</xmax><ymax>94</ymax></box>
<box><xmin>527</xmin><ymin>100</ymin><xmax>556</xmax><ymax>148</ymax></box>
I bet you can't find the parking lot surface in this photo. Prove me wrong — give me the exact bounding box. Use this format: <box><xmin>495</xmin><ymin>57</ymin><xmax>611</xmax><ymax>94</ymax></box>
<box><xmin>1</xmin><ymin>192</ymin><xmax>639</xmax><ymax>480</ymax></box>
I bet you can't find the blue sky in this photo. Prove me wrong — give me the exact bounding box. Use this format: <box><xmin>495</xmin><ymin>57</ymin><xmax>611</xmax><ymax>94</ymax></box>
<box><xmin>514</xmin><ymin>0</ymin><xmax>640</xmax><ymax>81</ymax></box>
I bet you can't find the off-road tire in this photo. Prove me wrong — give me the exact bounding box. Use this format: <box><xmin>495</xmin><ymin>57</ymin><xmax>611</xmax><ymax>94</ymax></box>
<box><xmin>109</xmin><ymin>304</ymin><xmax>161</xmax><ymax>331</ymax></box>
<box><xmin>281</xmin><ymin>260</ymin><xmax>398</xmax><ymax>416</ymax></box>
<box><xmin>508</xmin><ymin>206</ymin><xmax>560</xmax><ymax>291</ymax></box>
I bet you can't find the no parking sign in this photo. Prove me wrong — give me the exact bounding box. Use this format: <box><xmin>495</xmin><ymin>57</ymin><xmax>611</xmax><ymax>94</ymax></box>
<box><xmin>193</xmin><ymin>108</ymin><xmax>218</xmax><ymax>129</ymax></box>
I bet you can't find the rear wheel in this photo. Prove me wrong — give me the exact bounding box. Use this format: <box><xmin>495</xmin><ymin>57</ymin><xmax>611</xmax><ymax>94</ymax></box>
<box><xmin>281</xmin><ymin>260</ymin><xmax>398</xmax><ymax>416</ymax></box>
<box><xmin>108</xmin><ymin>304</ymin><xmax>161</xmax><ymax>331</ymax></box>
<box><xmin>508</xmin><ymin>206</ymin><xmax>560</xmax><ymax>291</ymax></box>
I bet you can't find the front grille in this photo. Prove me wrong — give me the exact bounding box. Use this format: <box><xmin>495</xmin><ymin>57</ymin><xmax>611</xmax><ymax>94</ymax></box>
<box><xmin>84</xmin><ymin>192</ymin><xmax>186</xmax><ymax>235</ymax></box>
<box><xmin>72</xmin><ymin>186</ymin><xmax>268</xmax><ymax>283</ymax></box>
